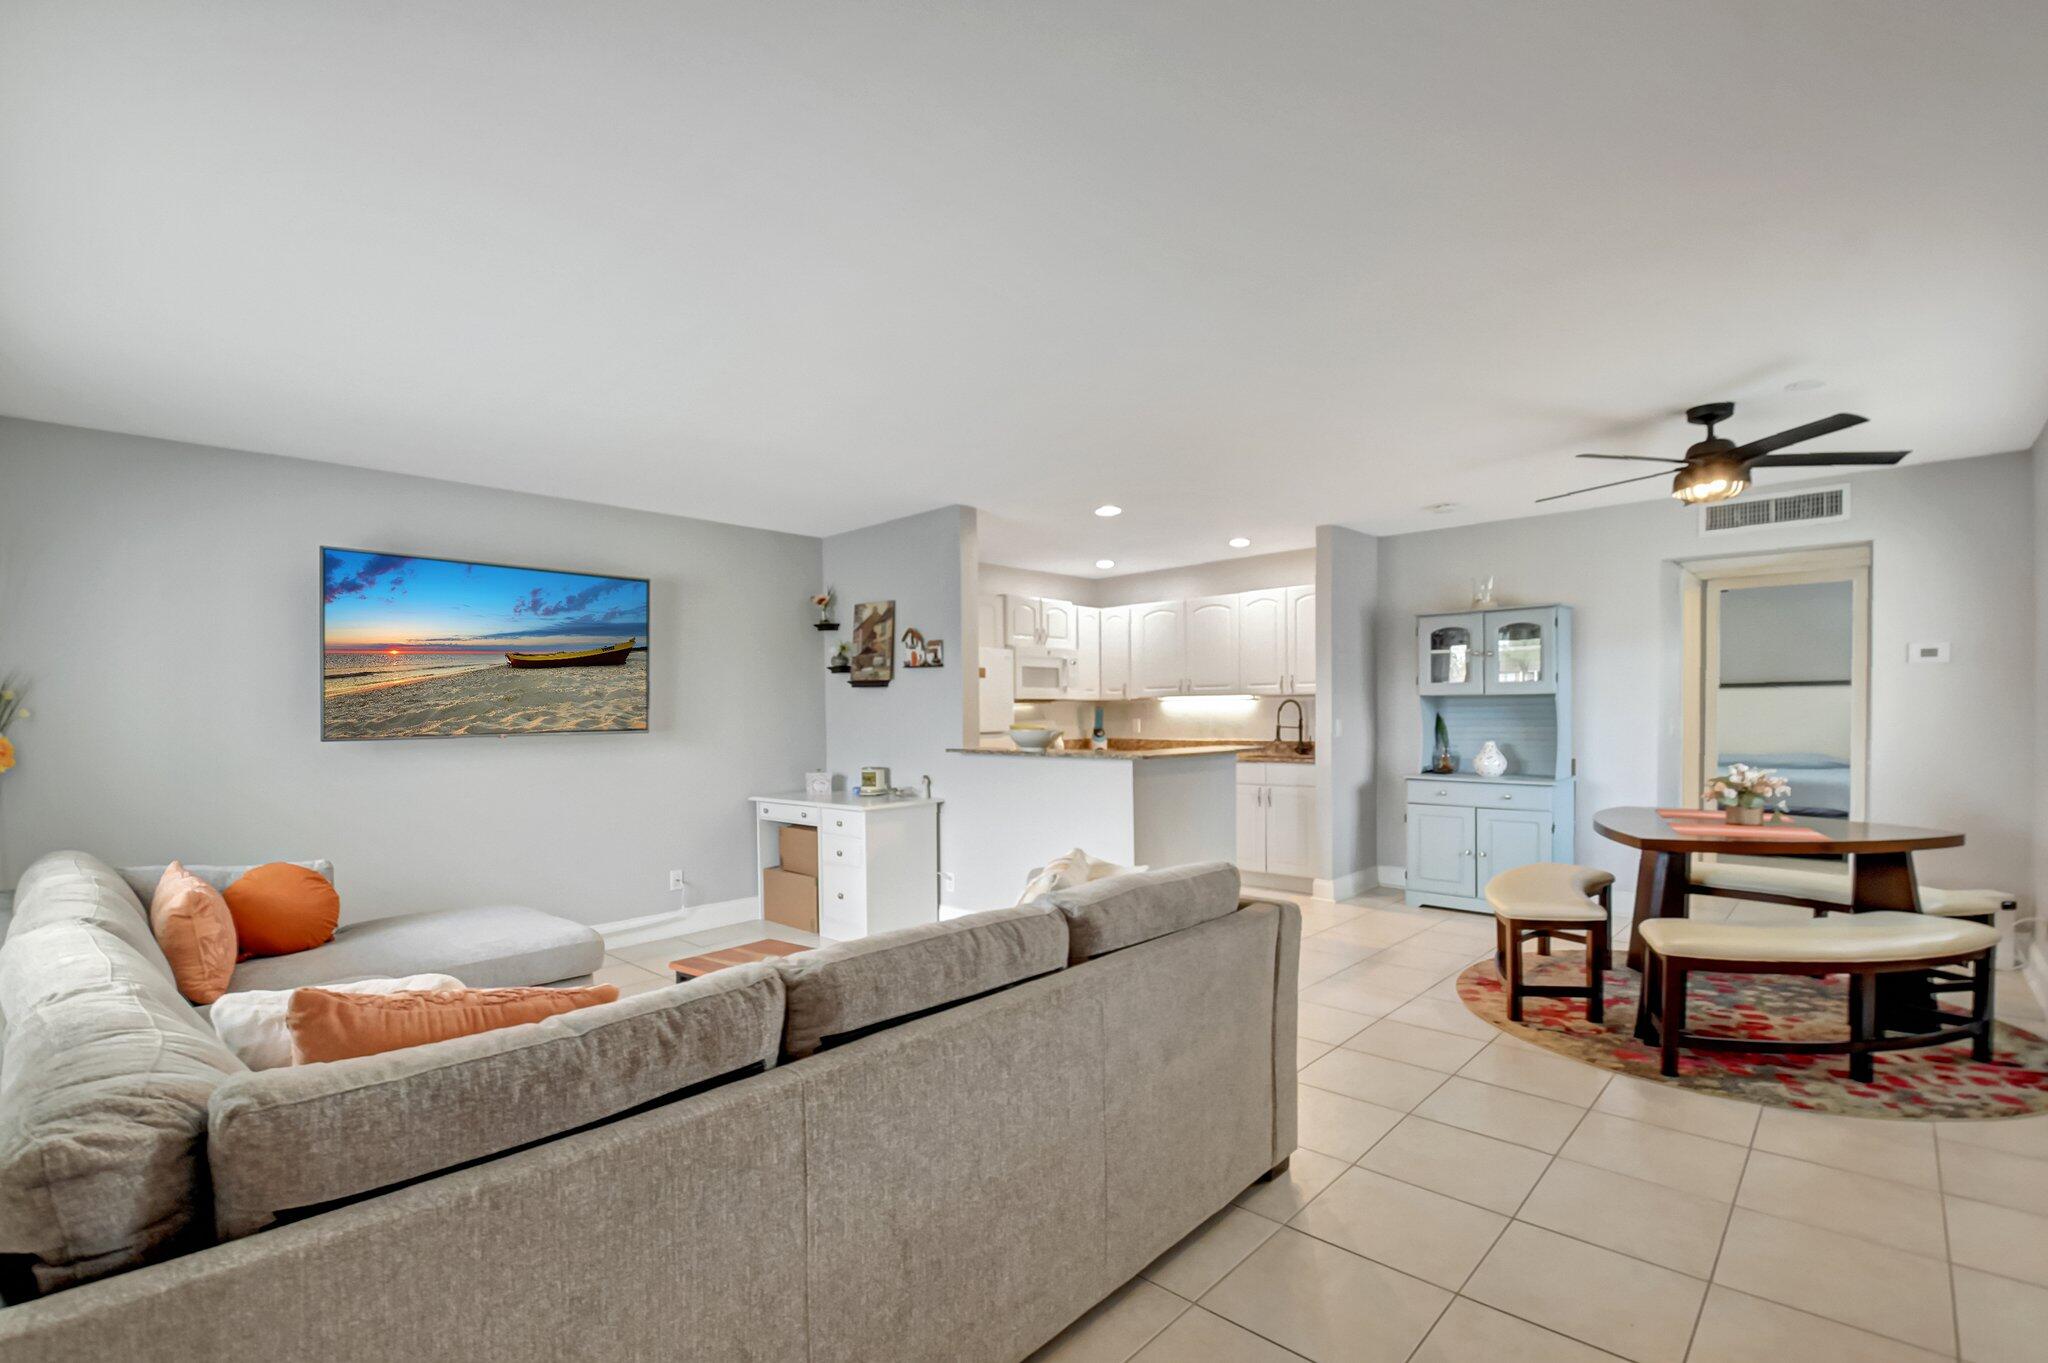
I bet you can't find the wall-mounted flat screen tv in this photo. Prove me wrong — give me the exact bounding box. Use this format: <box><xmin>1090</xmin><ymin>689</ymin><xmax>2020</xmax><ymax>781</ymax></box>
<box><xmin>322</xmin><ymin>548</ymin><xmax>650</xmax><ymax>741</ymax></box>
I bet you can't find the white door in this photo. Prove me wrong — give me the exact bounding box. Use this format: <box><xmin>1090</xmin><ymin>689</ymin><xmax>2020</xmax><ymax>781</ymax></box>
<box><xmin>1005</xmin><ymin>597</ymin><xmax>1043</xmax><ymax>649</ymax></box>
<box><xmin>1482</xmin><ymin>608</ymin><xmax>1557</xmax><ymax>695</ymax></box>
<box><xmin>1185</xmin><ymin>595</ymin><xmax>1240</xmax><ymax>693</ymax></box>
<box><xmin>1417</xmin><ymin>613</ymin><xmax>1486</xmax><ymax>697</ymax></box>
<box><xmin>975</xmin><ymin>593</ymin><xmax>1004</xmax><ymax>654</ymax></box>
<box><xmin>1286</xmin><ymin>585</ymin><xmax>1317</xmax><ymax>695</ymax></box>
<box><xmin>1238</xmin><ymin>589</ymin><xmax>1287</xmax><ymax>695</ymax></box>
<box><xmin>1039</xmin><ymin>598</ymin><xmax>1078</xmax><ymax>650</ymax></box>
<box><xmin>1071</xmin><ymin>606</ymin><xmax>1101</xmax><ymax>699</ymax></box>
<box><xmin>1476</xmin><ymin>808</ymin><xmax>1549</xmax><ymax>890</ymax></box>
<box><xmin>1235</xmin><ymin>785</ymin><xmax>1268</xmax><ymax>873</ymax></box>
<box><xmin>1264</xmin><ymin>785</ymin><xmax>1318</xmax><ymax>877</ymax></box>
<box><xmin>1405</xmin><ymin>805</ymin><xmax>1476</xmax><ymax>900</ymax></box>
<box><xmin>1099</xmin><ymin>605</ymin><xmax>1132</xmax><ymax>698</ymax></box>
<box><xmin>1131</xmin><ymin>601</ymin><xmax>1186</xmax><ymax>696</ymax></box>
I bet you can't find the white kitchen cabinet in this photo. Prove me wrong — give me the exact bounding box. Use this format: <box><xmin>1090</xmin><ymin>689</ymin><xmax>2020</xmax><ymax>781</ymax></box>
<box><xmin>1099</xmin><ymin>605</ymin><xmax>1132</xmax><ymax>698</ymax></box>
<box><xmin>1263</xmin><ymin>784</ymin><xmax>1318</xmax><ymax>877</ymax></box>
<box><xmin>1131</xmin><ymin>601</ymin><xmax>1186</xmax><ymax>696</ymax></box>
<box><xmin>1239</xmin><ymin>589</ymin><xmax>1287</xmax><ymax>694</ymax></box>
<box><xmin>1184</xmin><ymin>595</ymin><xmax>1240</xmax><ymax>692</ymax></box>
<box><xmin>1405</xmin><ymin>803</ymin><xmax>1476</xmax><ymax>900</ymax></box>
<box><xmin>1071</xmin><ymin>606</ymin><xmax>1101</xmax><ymax>698</ymax></box>
<box><xmin>1235</xmin><ymin>784</ymin><xmax>1266</xmax><ymax>871</ymax></box>
<box><xmin>1005</xmin><ymin>597</ymin><xmax>1043</xmax><ymax>650</ymax></box>
<box><xmin>1039</xmin><ymin>597</ymin><xmax>1077</xmax><ymax>650</ymax></box>
<box><xmin>1286</xmin><ymin>585</ymin><xmax>1317</xmax><ymax>695</ymax></box>
<box><xmin>975</xmin><ymin>593</ymin><xmax>1004</xmax><ymax>652</ymax></box>
<box><xmin>1003</xmin><ymin>594</ymin><xmax>1079</xmax><ymax>651</ymax></box>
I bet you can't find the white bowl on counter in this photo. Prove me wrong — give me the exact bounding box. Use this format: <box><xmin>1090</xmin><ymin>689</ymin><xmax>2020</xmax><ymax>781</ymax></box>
<box><xmin>1007</xmin><ymin>726</ymin><xmax>1060</xmax><ymax>753</ymax></box>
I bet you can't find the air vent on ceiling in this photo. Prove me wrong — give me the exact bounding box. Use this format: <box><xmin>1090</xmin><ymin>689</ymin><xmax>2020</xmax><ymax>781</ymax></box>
<box><xmin>1699</xmin><ymin>485</ymin><xmax>1848</xmax><ymax>536</ymax></box>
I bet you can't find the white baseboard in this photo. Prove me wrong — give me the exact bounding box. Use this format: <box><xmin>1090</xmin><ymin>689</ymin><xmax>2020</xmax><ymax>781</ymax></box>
<box><xmin>1312</xmin><ymin>868</ymin><xmax>1381</xmax><ymax>902</ymax></box>
<box><xmin>2027</xmin><ymin>940</ymin><xmax>2048</xmax><ymax>1015</ymax></box>
<box><xmin>594</xmin><ymin>896</ymin><xmax>758</xmax><ymax>950</ymax></box>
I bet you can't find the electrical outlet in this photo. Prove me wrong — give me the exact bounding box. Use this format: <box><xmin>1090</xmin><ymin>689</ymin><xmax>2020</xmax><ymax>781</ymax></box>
<box><xmin>667</xmin><ymin>869</ymin><xmax>685</xmax><ymax>892</ymax></box>
<box><xmin>1131</xmin><ymin>717</ymin><xmax>1142</xmax><ymax>734</ymax></box>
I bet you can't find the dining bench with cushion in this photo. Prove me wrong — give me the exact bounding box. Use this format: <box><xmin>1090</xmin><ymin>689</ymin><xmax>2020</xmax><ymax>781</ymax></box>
<box><xmin>1632</xmin><ymin>910</ymin><xmax>1999</xmax><ymax>1081</ymax></box>
<box><xmin>1484</xmin><ymin>862</ymin><xmax>1614</xmax><ymax>1024</ymax></box>
<box><xmin>1688</xmin><ymin>860</ymin><xmax>2015</xmax><ymax>926</ymax></box>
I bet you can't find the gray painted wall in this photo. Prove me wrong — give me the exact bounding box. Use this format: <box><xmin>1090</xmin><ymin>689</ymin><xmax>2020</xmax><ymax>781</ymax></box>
<box><xmin>1373</xmin><ymin>454</ymin><xmax>2034</xmax><ymax>904</ymax></box>
<box><xmin>1316</xmin><ymin>525</ymin><xmax>1378</xmax><ymax>888</ymax></box>
<box><xmin>0</xmin><ymin>418</ymin><xmax>825</xmax><ymax>926</ymax></box>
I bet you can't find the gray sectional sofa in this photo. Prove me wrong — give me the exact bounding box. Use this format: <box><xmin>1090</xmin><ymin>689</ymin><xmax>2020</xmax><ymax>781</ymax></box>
<box><xmin>0</xmin><ymin>851</ymin><xmax>1298</xmax><ymax>1362</ymax></box>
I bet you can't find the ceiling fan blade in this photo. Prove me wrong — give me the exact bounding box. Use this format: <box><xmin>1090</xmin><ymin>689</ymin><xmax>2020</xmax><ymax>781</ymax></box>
<box><xmin>1730</xmin><ymin>412</ymin><xmax>1867</xmax><ymax>458</ymax></box>
<box><xmin>1536</xmin><ymin>469</ymin><xmax>1673</xmax><ymax>503</ymax></box>
<box><xmin>1576</xmin><ymin>453</ymin><xmax>1685</xmax><ymax>463</ymax></box>
<box><xmin>1747</xmin><ymin>450</ymin><xmax>1909</xmax><ymax>468</ymax></box>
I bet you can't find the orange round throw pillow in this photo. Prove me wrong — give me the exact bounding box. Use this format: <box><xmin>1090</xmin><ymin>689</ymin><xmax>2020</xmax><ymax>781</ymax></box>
<box><xmin>223</xmin><ymin>863</ymin><xmax>341</xmax><ymax>958</ymax></box>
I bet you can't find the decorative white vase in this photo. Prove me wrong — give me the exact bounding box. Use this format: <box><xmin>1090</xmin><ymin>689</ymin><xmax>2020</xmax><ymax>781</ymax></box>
<box><xmin>1472</xmin><ymin>741</ymin><xmax>1507</xmax><ymax>778</ymax></box>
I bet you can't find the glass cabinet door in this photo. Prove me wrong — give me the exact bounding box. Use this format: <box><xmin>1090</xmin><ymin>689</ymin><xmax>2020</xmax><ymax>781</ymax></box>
<box><xmin>1484</xmin><ymin>608</ymin><xmax>1558</xmax><ymax>694</ymax></box>
<box><xmin>1417</xmin><ymin>613</ymin><xmax>1485</xmax><ymax>695</ymax></box>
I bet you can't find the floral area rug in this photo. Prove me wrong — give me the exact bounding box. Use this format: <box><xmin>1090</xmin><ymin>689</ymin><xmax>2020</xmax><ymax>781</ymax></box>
<box><xmin>1456</xmin><ymin>954</ymin><xmax>2048</xmax><ymax>1119</ymax></box>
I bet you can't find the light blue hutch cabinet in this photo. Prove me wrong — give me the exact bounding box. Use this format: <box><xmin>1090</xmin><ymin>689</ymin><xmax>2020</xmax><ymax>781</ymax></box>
<box><xmin>1403</xmin><ymin>605</ymin><xmax>1576</xmax><ymax>914</ymax></box>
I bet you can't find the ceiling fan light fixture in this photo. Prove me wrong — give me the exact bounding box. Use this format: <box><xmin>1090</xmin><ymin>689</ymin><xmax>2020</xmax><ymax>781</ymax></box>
<box><xmin>1671</xmin><ymin>456</ymin><xmax>1748</xmax><ymax>505</ymax></box>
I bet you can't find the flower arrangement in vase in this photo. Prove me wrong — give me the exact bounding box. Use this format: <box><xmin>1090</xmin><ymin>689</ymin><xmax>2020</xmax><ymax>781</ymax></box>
<box><xmin>1704</xmin><ymin>763</ymin><xmax>1790</xmax><ymax>825</ymax></box>
<box><xmin>812</xmin><ymin>589</ymin><xmax>839</xmax><ymax>630</ymax></box>
<box><xmin>0</xmin><ymin>675</ymin><xmax>28</xmax><ymax>776</ymax></box>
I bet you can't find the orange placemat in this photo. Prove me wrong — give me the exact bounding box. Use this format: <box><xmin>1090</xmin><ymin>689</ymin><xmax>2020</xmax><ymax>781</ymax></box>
<box><xmin>1665</xmin><ymin>822</ymin><xmax>1829</xmax><ymax>842</ymax></box>
<box><xmin>1656</xmin><ymin>806</ymin><xmax>1725</xmax><ymax>820</ymax></box>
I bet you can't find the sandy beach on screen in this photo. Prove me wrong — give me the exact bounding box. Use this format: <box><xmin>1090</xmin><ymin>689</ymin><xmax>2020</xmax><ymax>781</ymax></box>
<box><xmin>324</xmin><ymin>655</ymin><xmax>648</xmax><ymax>738</ymax></box>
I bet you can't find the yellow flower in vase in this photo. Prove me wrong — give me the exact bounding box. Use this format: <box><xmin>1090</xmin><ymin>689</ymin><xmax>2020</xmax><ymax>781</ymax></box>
<box><xmin>0</xmin><ymin>735</ymin><xmax>14</xmax><ymax>774</ymax></box>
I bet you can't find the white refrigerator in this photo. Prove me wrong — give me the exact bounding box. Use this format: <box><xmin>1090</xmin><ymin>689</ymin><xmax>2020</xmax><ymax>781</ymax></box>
<box><xmin>978</xmin><ymin>646</ymin><xmax>1015</xmax><ymax>735</ymax></box>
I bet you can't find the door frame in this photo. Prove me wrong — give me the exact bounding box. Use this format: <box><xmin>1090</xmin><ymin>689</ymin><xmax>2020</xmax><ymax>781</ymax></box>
<box><xmin>1678</xmin><ymin>545</ymin><xmax>1871</xmax><ymax>822</ymax></box>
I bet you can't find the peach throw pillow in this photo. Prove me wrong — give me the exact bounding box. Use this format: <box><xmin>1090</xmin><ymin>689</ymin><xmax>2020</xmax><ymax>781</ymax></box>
<box><xmin>286</xmin><ymin>984</ymin><xmax>621</xmax><ymax>1064</ymax></box>
<box><xmin>149</xmin><ymin>861</ymin><xmax>239</xmax><ymax>1003</ymax></box>
<box><xmin>223</xmin><ymin>862</ymin><xmax>341</xmax><ymax>958</ymax></box>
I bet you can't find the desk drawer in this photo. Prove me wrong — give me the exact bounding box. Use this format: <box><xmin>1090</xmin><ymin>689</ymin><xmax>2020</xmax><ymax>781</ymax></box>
<box><xmin>759</xmin><ymin>801</ymin><xmax>819</xmax><ymax>826</ymax></box>
<box><xmin>1407</xmin><ymin>780</ymin><xmax>1553</xmax><ymax>812</ymax></box>
<box><xmin>820</xmin><ymin>867</ymin><xmax>866</xmax><ymax>937</ymax></box>
<box><xmin>819</xmin><ymin>809</ymin><xmax>865</xmax><ymax>837</ymax></box>
<box><xmin>821</xmin><ymin>831</ymin><xmax>865</xmax><ymax>870</ymax></box>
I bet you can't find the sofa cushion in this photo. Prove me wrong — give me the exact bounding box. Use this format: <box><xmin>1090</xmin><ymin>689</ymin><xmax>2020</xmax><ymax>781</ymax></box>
<box><xmin>118</xmin><ymin>860</ymin><xmax>335</xmax><ymax>906</ymax></box>
<box><xmin>208</xmin><ymin>962</ymin><xmax>785</xmax><ymax>1238</ymax></box>
<box><xmin>0</xmin><ymin>852</ymin><xmax>247</xmax><ymax>1291</ymax></box>
<box><xmin>223</xmin><ymin>862</ymin><xmax>342</xmax><ymax>958</ymax></box>
<box><xmin>1040</xmin><ymin>861</ymin><xmax>1242</xmax><ymax>963</ymax></box>
<box><xmin>775</xmin><ymin>906</ymin><xmax>1067</xmax><ymax>1058</ymax></box>
<box><xmin>223</xmin><ymin>903</ymin><xmax>605</xmax><ymax>992</ymax></box>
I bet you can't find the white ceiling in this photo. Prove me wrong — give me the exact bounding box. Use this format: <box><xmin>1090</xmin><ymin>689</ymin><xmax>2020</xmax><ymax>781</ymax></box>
<box><xmin>5</xmin><ymin>2</ymin><xmax>2046</xmax><ymax>577</ymax></box>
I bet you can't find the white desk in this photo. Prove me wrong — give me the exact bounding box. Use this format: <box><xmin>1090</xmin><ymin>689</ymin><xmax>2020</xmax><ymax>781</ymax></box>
<box><xmin>750</xmin><ymin>792</ymin><xmax>942</xmax><ymax>939</ymax></box>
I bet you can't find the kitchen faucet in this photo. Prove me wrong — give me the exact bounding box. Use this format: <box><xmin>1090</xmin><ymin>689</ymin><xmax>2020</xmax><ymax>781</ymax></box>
<box><xmin>1275</xmin><ymin>698</ymin><xmax>1307</xmax><ymax>753</ymax></box>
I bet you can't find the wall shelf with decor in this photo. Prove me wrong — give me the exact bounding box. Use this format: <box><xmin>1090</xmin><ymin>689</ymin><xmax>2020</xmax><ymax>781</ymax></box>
<box><xmin>1404</xmin><ymin>604</ymin><xmax>1576</xmax><ymax>914</ymax></box>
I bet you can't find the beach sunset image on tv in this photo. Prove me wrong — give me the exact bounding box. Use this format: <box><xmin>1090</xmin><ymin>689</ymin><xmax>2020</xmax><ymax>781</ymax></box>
<box><xmin>321</xmin><ymin>549</ymin><xmax>650</xmax><ymax>740</ymax></box>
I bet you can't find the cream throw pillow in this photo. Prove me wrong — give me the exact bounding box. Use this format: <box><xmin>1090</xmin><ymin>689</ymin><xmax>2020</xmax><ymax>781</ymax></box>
<box><xmin>1017</xmin><ymin>848</ymin><xmax>1146</xmax><ymax>906</ymax></box>
<box><xmin>208</xmin><ymin>973</ymin><xmax>462</xmax><ymax>1069</ymax></box>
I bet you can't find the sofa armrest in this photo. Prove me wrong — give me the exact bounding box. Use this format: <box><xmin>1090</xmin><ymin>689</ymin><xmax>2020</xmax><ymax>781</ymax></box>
<box><xmin>1236</xmin><ymin>897</ymin><xmax>1299</xmax><ymax>1169</ymax></box>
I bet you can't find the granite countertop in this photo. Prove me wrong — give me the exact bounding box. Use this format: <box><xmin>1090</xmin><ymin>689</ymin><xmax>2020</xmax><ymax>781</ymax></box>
<box><xmin>953</xmin><ymin>738</ymin><xmax>1318</xmax><ymax>762</ymax></box>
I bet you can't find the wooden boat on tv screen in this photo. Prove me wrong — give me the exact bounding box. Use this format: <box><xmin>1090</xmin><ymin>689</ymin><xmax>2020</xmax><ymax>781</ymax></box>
<box><xmin>505</xmin><ymin>638</ymin><xmax>637</xmax><ymax>669</ymax></box>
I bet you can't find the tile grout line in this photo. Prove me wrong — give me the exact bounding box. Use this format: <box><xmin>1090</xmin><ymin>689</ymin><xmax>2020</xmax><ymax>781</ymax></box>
<box><xmin>1677</xmin><ymin>1111</ymin><xmax>1754</xmax><ymax>1363</ymax></box>
<box><xmin>1936</xmin><ymin>1124</ymin><xmax>1963</xmax><ymax>1363</ymax></box>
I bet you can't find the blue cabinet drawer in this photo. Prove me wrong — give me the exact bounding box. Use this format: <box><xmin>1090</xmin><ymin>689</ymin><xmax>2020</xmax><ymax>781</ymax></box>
<box><xmin>1406</xmin><ymin>779</ymin><xmax>1554</xmax><ymax>812</ymax></box>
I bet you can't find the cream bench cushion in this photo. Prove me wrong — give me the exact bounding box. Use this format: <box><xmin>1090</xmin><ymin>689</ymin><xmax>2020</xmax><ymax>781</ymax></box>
<box><xmin>1637</xmin><ymin>910</ymin><xmax>1997</xmax><ymax>963</ymax></box>
<box><xmin>1484</xmin><ymin>863</ymin><xmax>1614</xmax><ymax>922</ymax></box>
<box><xmin>1691</xmin><ymin>861</ymin><xmax>1852</xmax><ymax>904</ymax></box>
<box><xmin>1919</xmin><ymin>887</ymin><xmax>2014</xmax><ymax>918</ymax></box>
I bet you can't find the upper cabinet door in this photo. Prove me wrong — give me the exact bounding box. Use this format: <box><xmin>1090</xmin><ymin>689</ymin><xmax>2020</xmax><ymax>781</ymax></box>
<box><xmin>975</xmin><ymin>593</ymin><xmax>1004</xmax><ymax>652</ymax></box>
<box><xmin>1285</xmin><ymin>585</ymin><xmax>1316</xmax><ymax>694</ymax></box>
<box><xmin>1417</xmin><ymin>613</ymin><xmax>1485</xmax><ymax>696</ymax></box>
<box><xmin>1131</xmin><ymin>601</ymin><xmax>1186</xmax><ymax>696</ymax></box>
<box><xmin>1238</xmin><ymin>590</ymin><xmax>1287</xmax><ymax>695</ymax></box>
<box><xmin>1039</xmin><ymin>598</ymin><xmax>1078</xmax><ymax>650</ymax></box>
<box><xmin>1004</xmin><ymin>596</ymin><xmax>1043</xmax><ymax>649</ymax></box>
<box><xmin>1184</xmin><ymin>595</ymin><xmax>1241</xmax><ymax>693</ymax></box>
<box><xmin>1099</xmin><ymin>605</ymin><xmax>1132</xmax><ymax>698</ymax></box>
<box><xmin>1484</xmin><ymin>607</ymin><xmax>1557</xmax><ymax>695</ymax></box>
<box><xmin>1071</xmin><ymin>606</ymin><xmax>1101</xmax><ymax>699</ymax></box>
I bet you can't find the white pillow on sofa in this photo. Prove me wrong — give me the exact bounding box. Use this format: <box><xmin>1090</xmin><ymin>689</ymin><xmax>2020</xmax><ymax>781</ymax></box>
<box><xmin>1016</xmin><ymin>849</ymin><xmax>1146</xmax><ymax>906</ymax></box>
<box><xmin>207</xmin><ymin>974</ymin><xmax>461</xmax><ymax>1069</ymax></box>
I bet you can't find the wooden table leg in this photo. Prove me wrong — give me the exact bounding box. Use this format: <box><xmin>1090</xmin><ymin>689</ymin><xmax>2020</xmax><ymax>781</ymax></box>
<box><xmin>1625</xmin><ymin>848</ymin><xmax>1689</xmax><ymax>972</ymax></box>
<box><xmin>1854</xmin><ymin>851</ymin><xmax>1931</xmax><ymax>1029</ymax></box>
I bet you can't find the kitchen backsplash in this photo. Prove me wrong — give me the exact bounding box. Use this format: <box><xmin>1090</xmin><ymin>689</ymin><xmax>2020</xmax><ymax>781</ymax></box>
<box><xmin>1011</xmin><ymin>695</ymin><xmax>1315</xmax><ymax>742</ymax></box>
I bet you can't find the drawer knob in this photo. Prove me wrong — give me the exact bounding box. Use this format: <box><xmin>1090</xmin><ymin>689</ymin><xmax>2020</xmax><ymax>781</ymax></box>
<box><xmin>836</xmin><ymin>893</ymin><xmax>845</xmax><ymax>900</ymax></box>
<box><xmin>835</xmin><ymin>850</ymin><xmax>844</xmax><ymax>858</ymax></box>
<box><xmin>1435</xmin><ymin>788</ymin><xmax>1448</xmax><ymax>795</ymax></box>
<box><xmin>1500</xmin><ymin>794</ymin><xmax>1514</xmax><ymax>800</ymax></box>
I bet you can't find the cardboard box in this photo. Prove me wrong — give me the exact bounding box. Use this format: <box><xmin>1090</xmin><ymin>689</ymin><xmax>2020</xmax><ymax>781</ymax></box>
<box><xmin>763</xmin><ymin>866</ymin><xmax>817</xmax><ymax>933</ymax></box>
<box><xmin>778</xmin><ymin>823</ymin><xmax>819</xmax><ymax>878</ymax></box>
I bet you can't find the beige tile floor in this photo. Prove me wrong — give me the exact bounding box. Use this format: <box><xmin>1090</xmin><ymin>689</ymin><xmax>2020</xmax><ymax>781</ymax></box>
<box><xmin>1025</xmin><ymin>887</ymin><xmax>2048</xmax><ymax>1363</ymax></box>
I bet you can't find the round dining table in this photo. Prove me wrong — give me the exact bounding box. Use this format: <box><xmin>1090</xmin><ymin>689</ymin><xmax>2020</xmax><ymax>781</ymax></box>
<box><xmin>1593</xmin><ymin>806</ymin><xmax>1965</xmax><ymax>1024</ymax></box>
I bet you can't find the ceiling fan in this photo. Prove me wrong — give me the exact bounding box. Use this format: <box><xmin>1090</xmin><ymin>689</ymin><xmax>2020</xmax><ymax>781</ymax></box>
<box><xmin>1539</xmin><ymin>401</ymin><xmax>1910</xmax><ymax>505</ymax></box>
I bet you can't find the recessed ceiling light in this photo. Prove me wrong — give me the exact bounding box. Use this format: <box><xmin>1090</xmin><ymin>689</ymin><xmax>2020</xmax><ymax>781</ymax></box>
<box><xmin>1228</xmin><ymin>537</ymin><xmax>1251</xmax><ymax>549</ymax></box>
<box><xmin>1094</xmin><ymin>504</ymin><xmax>1122</xmax><ymax>518</ymax></box>
<box><xmin>1785</xmin><ymin>379</ymin><xmax>1826</xmax><ymax>392</ymax></box>
<box><xmin>1426</xmin><ymin>502</ymin><xmax>1460</xmax><ymax>514</ymax></box>
<box><xmin>1095</xmin><ymin>559</ymin><xmax>1116</xmax><ymax>570</ymax></box>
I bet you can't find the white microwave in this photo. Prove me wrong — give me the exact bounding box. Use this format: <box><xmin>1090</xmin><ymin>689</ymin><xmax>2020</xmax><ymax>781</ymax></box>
<box><xmin>1014</xmin><ymin>649</ymin><xmax>1073</xmax><ymax>700</ymax></box>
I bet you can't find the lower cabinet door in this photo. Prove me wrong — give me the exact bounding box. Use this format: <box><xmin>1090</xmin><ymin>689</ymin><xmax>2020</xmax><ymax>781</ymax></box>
<box><xmin>1263</xmin><ymin>785</ymin><xmax>1318</xmax><ymax>878</ymax></box>
<box><xmin>1236</xmin><ymin>784</ymin><xmax>1268</xmax><ymax>873</ymax></box>
<box><xmin>1476</xmin><ymin>807</ymin><xmax>1550</xmax><ymax>892</ymax></box>
<box><xmin>1406</xmin><ymin>804</ymin><xmax>1476</xmax><ymax>900</ymax></box>
<box><xmin>819</xmin><ymin>867</ymin><xmax>867</xmax><ymax>938</ymax></box>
